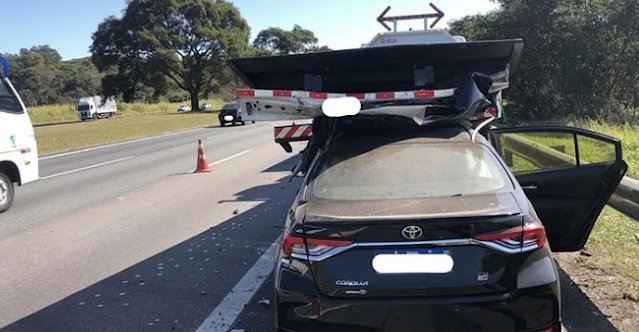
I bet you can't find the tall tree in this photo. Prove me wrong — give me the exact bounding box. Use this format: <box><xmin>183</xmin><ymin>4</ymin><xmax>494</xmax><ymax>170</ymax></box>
<box><xmin>449</xmin><ymin>0</ymin><xmax>639</xmax><ymax>122</ymax></box>
<box><xmin>91</xmin><ymin>0</ymin><xmax>250</xmax><ymax>110</ymax></box>
<box><xmin>253</xmin><ymin>25</ymin><xmax>330</xmax><ymax>55</ymax></box>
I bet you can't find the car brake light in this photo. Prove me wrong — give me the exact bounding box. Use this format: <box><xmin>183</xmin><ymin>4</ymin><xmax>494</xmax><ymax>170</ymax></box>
<box><xmin>475</xmin><ymin>221</ymin><xmax>546</xmax><ymax>249</ymax></box>
<box><xmin>238</xmin><ymin>109</ymin><xmax>242</xmax><ymax>114</ymax></box>
<box><xmin>282</xmin><ymin>234</ymin><xmax>353</xmax><ymax>256</ymax></box>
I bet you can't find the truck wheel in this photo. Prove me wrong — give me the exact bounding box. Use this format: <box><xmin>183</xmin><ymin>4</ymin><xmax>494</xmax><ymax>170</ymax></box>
<box><xmin>93</xmin><ymin>114</ymin><xmax>99</xmax><ymax>120</ymax></box>
<box><xmin>0</xmin><ymin>172</ymin><xmax>14</xmax><ymax>213</ymax></box>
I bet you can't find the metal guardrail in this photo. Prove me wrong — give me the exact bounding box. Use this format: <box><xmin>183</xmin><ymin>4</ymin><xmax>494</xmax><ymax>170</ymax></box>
<box><xmin>501</xmin><ymin>134</ymin><xmax>639</xmax><ymax>221</ymax></box>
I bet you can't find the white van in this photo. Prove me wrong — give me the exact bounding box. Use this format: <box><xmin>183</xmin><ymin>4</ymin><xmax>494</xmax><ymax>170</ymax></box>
<box><xmin>77</xmin><ymin>95</ymin><xmax>117</xmax><ymax>121</ymax></box>
<box><xmin>0</xmin><ymin>54</ymin><xmax>39</xmax><ymax>213</ymax></box>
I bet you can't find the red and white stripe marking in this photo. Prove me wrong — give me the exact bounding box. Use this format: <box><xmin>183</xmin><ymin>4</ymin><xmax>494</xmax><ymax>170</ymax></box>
<box><xmin>237</xmin><ymin>88</ymin><xmax>455</xmax><ymax>101</ymax></box>
<box><xmin>274</xmin><ymin>125</ymin><xmax>313</xmax><ymax>140</ymax></box>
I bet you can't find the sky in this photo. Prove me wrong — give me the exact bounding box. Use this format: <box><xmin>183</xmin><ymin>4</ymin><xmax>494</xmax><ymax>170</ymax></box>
<box><xmin>0</xmin><ymin>0</ymin><xmax>498</xmax><ymax>60</ymax></box>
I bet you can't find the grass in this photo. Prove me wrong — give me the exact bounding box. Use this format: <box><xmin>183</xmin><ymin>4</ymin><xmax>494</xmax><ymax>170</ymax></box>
<box><xmin>35</xmin><ymin>112</ymin><xmax>218</xmax><ymax>155</ymax></box>
<box><xmin>28</xmin><ymin>99</ymin><xmax>225</xmax><ymax>124</ymax></box>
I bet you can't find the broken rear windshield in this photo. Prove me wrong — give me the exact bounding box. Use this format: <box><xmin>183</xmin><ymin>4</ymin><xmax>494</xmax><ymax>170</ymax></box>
<box><xmin>309</xmin><ymin>141</ymin><xmax>512</xmax><ymax>201</ymax></box>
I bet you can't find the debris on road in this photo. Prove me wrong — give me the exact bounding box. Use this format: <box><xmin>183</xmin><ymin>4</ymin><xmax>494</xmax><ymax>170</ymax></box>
<box><xmin>580</xmin><ymin>250</ymin><xmax>594</xmax><ymax>257</ymax></box>
<box><xmin>233</xmin><ymin>209</ymin><xmax>240</xmax><ymax>215</ymax></box>
<box><xmin>201</xmin><ymin>290</ymin><xmax>206</xmax><ymax>295</ymax></box>
<box><xmin>623</xmin><ymin>293</ymin><xmax>639</xmax><ymax>302</ymax></box>
<box><xmin>258</xmin><ymin>299</ymin><xmax>270</xmax><ymax>306</ymax></box>
<box><xmin>214</xmin><ymin>270</ymin><xmax>220</xmax><ymax>274</ymax></box>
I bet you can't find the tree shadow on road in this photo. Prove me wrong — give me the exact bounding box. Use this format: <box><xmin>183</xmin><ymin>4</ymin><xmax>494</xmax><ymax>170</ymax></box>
<box><xmin>556</xmin><ymin>263</ymin><xmax>620</xmax><ymax>332</ymax></box>
<box><xmin>0</xmin><ymin>158</ymin><xmax>301</xmax><ymax>332</ymax></box>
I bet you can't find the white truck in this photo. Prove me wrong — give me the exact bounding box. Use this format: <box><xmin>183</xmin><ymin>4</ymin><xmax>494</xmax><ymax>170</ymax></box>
<box><xmin>0</xmin><ymin>54</ymin><xmax>39</xmax><ymax>213</ymax></box>
<box><xmin>77</xmin><ymin>96</ymin><xmax>117</xmax><ymax>121</ymax></box>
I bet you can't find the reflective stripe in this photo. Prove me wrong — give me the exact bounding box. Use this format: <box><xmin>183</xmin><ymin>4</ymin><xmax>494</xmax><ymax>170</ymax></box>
<box><xmin>236</xmin><ymin>88</ymin><xmax>456</xmax><ymax>101</ymax></box>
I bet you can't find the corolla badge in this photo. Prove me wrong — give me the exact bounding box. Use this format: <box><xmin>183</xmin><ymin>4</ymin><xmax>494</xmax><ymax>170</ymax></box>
<box><xmin>345</xmin><ymin>289</ymin><xmax>367</xmax><ymax>295</ymax></box>
<box><xmin>402</xmin><ymin>225</ymin><xmax>423</xmax><ymax>240</ymax></box>
<box><xmin>335</xmin><ymin>280</ymin><xmax>369</xmax><ymax>286</ymax></box>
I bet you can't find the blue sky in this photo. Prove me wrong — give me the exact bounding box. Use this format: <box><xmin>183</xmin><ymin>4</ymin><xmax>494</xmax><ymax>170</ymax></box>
<box><xmin>0</xmin><ymin>0</ymin><xmax>498</xmax><ymax>60</ymax></box>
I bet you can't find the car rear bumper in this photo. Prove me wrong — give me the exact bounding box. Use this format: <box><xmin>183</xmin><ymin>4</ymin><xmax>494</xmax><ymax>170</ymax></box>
<box><xmin>276</xmin><ymin>283</ymin><xmax>560</xmax><ymax>332</ymax></box>
<box><xmin>219</xmin><ymin>115</ymin><xmax>242</xmax><ymax>123</ymax></box>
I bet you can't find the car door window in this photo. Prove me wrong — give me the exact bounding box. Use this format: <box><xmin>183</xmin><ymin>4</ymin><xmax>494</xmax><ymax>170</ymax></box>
<box><xmin>0</xmin><ymin>79</ymin><xmax>23</xmax><ymax>114</ymax></box>
<box><xmin>495</xmin><ymin>130</ymin><xmax>617</xmax><ymax>174</ymax></box>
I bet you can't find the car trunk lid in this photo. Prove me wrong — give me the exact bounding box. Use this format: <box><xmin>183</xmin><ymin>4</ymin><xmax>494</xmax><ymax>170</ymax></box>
<box><xmin>301</xmin><ymin>193</ymin><xmax>526</xmax><ymax>298</ymax></box>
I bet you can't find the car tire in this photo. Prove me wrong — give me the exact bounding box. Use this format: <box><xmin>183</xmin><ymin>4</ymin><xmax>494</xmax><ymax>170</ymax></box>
<box><xmin>242</xmin><ymin>121</ymin><xmax>246</xmax><ymax>126</ymax></box>
<box><xmin>220</xmin><ymin>122</ymin><xmax>225</xmax><ymax>127</ymax></box>
<box><xmin>0</xmin><ymin>171</ymin><xmax>15</xmax><ymax>214</ymax></box>
<box><xmin>252</xmin><ymin>121</ymin><xmax>256</xmax><ymax>124</ymax></box>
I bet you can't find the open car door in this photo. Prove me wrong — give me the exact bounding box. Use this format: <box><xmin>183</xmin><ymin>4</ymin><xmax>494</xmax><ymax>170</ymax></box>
<box><xmin>489</xmin><ymin>126</ymin><xmax>627</xmax><ymax>252</ymax></box>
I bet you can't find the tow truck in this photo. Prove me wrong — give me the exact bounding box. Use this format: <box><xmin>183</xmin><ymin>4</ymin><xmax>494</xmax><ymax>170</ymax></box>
<box><xmin>227</xmin><ymin>5</ymin><xmax>626</xmax><ymax>332</ymax></box>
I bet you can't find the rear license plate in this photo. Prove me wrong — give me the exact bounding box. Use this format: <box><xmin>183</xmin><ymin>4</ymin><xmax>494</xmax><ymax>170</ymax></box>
<box><xmin>372</xmin><ymin>249</ymin><xmax>454</xmax><ymax>274</ymax></box>
<box><xmin>224</xmin><ymin>115</ymin><xmax>234</xmax><ymax>121</ymax></box>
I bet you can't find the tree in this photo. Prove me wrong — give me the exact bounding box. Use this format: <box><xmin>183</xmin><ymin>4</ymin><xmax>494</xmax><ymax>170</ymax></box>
<box><xmin>448</xmin><ymin>0</ymin><xmax>639</xmax><ymax>122</ymax></box>
<box><xmin>91</xmin><ymin>0</ymin><xmax>250</xmax><ymax>111</ymax></box>
<box><xmin>253</xmin><ymin>25</ymin><xmax>330</xmax><ymax>55</ymax></box>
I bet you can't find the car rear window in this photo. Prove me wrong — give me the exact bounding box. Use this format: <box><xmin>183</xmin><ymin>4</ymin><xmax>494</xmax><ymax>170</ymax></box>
<box><xmin>309</xmin><ymin>141</ymin><xmax>512</xmax><ymax>201</ymax></box>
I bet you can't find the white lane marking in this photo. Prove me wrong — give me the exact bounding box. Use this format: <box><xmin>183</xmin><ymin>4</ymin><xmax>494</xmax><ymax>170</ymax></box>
<box><xmin>208</xmin><ymin>150</ymin><xmax>252</xmax><ymax>167</ymax></box>
<box><xmin>206</xmin><ymin>131</ymin><xmax>238</xmax><ymax>140</ymax></box>
<box><xmin>40</xmin><ymin>156</ymin><xmax>135</xmax><ymax>180</ymax></box>
<box><xmin>39</xmin><ymin>128</ymin><xmax>207</xmax><ymax>160</ymax></box>
<box><xmin>194</xmin><ymin>237</ymin><xmax>280</xmax><ymax>332</ymax></box>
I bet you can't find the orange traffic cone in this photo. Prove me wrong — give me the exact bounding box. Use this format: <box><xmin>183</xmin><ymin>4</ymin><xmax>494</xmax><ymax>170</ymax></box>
<box><xmin>194</xmin><ymin>139</ymin><xmax>211</xmax><ymax>173</ymax></box>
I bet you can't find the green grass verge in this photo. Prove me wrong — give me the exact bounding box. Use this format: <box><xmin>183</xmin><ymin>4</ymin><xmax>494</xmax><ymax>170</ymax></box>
<box><xmin>28</xmin><ymin>99</ymin><xmax>225</xmax><ymax>124</ymax></box>
<box><xmin>35</xmin><ymin>112</ymin><xmax>218</xmax><ymax>155</ymax></box>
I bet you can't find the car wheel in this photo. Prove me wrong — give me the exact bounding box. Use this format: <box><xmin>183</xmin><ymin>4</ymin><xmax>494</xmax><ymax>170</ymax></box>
<box><xmin>220</xmin><ymin>122</ymin><xmax>225</xmax><ymax>127</ymax></box>
<box><xmin>242</xmin><ymin>121</ymin><xmax>246</xmax><ymax>126</ymax></box>
<box><xmin>0</xmin><ymin>172</ymin><xmax>15</xmax><ymax>213</ymax></box>
<box><xmin>252</xmin><ymin>121</ymin><xmax>256</xmax><ymax>124</ymax></box>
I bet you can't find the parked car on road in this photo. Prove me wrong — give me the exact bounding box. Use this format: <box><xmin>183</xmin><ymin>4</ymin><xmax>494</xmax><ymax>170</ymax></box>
<box><xmin>177</xmin><ymin>104</ymin><xmax>191</xmax><ymax>112</ymax></box>
<box><xmin>200</xmin><ymin>102</ymin><xmax>213</xmax><ymax>111</ymax></box>
<box><xmin>218</xmin><ymin>102</ymin><xmax>254</xmax><ymax>127</ymax></box>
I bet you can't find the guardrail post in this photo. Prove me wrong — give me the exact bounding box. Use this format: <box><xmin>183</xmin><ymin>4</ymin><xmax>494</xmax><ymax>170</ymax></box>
<box><xmin>504</xmin><ymin>150</ymin><xmax>513</xmax><ymax>167</ymax></box>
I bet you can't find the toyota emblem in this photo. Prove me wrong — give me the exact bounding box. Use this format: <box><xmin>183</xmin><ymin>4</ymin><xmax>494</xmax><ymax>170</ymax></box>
<box><xmin>402</xmin><ymin>225</ymin><xmax>423</xmax><ymax>240</ymax></box>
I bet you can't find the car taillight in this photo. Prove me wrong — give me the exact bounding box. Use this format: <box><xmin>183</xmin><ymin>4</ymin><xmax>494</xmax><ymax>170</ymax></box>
<box><xmin>238</xmin><ymin>109</ymin><xmax>242</xmax><ymax>114</ymax></box>
<box><xmin>475</xmin><ymin>221</ymin><xmax>546</xmax><ymax>250</ymax></box>
<box><xmin>282</xmin><ymin>234</ymin><xmax>353</xmax><ymax>256</ymax></box>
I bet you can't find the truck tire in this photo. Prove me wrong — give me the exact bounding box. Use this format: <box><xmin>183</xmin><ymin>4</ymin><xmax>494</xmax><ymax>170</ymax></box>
<box><xmin>93</xmin><ymin>113</ymin><xmax>99</xmax><ymax>120</ymax></box>
<box><xmin>0</xmin><ymin>172</ymin><xmax>14</xmax><ymax>213</ymax></box>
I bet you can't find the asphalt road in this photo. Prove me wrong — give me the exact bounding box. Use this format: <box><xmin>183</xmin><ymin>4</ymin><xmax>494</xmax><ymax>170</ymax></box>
<box><xmin>0</xmin><ymin>122</ymin><xmax>623</xmax><ymax>332</ymax></box>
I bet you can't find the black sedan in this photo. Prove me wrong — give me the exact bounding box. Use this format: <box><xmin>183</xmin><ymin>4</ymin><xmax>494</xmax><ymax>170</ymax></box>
<box><xmin>273</xmin><ymin>116</ymin><xmax>626</xmax><ymax>332</ymax></box>
<box><xmin>218</xmin><ymin>102</ymin><xmax>254</xmax><ymax>126</ymax></box>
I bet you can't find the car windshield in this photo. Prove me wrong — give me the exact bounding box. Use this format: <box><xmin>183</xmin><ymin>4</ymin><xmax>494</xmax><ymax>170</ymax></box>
<box><xmin>309</xmin><ymin>141</ymin><xmax>512</xmax><ymax>201</ymax></box>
